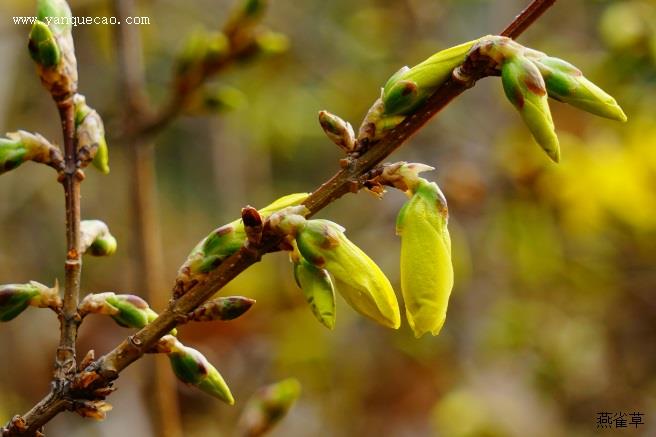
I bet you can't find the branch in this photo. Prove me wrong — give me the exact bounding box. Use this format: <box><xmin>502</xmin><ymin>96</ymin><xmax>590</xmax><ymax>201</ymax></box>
<box><xmin>3</xmin><ymin>0</ymin><xmax>558</xmax><ymax>434</ymax></box>
<box><xmin>54</xmin><ymin>98</ymin><xmax>82</xmax><ymax>384</ymax></box>
<box><xmin>92</xmin><ymin>0</ymin><xmax>561</xmax><ymax>387</ymax></box>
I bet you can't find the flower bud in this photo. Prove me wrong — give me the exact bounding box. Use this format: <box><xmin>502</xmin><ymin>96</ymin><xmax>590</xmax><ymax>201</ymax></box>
<box><xmin>80</xmin><ymin>220</ymin><xmax>117</xmax><ymax>256</ymax></box>
<box><xmin>28</xmin><ymin>21</ymin><xmax>60</xmax><ymax>67</ymax></box>
<box><xmin>382</xmin><ymin>40</ymin><xmax>478</xmax><ymax>116</ymax></box>
<box><xmin>79</xmin><ymin>292</ymin><xmax>173</xmax><ymax>333</ymax></box>
<box><xmin>188</xmin><ymin>296</ymin><xmax>256</xmax><ymax>322</ymax></box>
<box><xmin>175</xmin><ymin>193</ymin><xmax>309</xmax><ymax>296</ymax></box>
<box><xmin>502</xmin><ymin>55</ymin><xmax>560</xmax><ymax>163</ymax></box>
<box><xmin>531</xmin><ymin>56</ymin><xmax>627</xmax><ymax>122</ymax></box>
<box><xmin>74</xmin><ymin>95</ymin><xmax>109</xmax><ymax>174</ymax></box>
<box><xmin>29</xmin><ymin>0</ymin><xmax>78</xmax><ymax>101</ymax></box>
<box><xmin>295</xmin><ymin>220</ymin><xmax>400</xmax><ymax>329</ymax></box>
<box><xmin>0</xmin><ymin>281</ymin><xmax>60</xmax><ymax>322</ymax></box>
<box><xmin>292</xmin><ymin>250</ymin><xmax>336</xmax><ymax>330</ymax></box>
<box><xmin>318</xmin><ymin>111</ymin><xmax>356</xmax><ymax>152</ymax></box>
<box><xmin>0</xmin><ymin>131</ymin><xmax>63</xmax><ymax>175</ymax></box>
<box><xmin>254</xmin><ymin>31</ymin><xmax>290</xmax><ymax>56</ymax></box>
<box><xmin>238</xmin><ymin>378</ymin><xmax>301</xmax><ymax>437</ymax></box>
<box><xmin>396</xmin><ymin>179</ymin><xmax>453</xmax><ymax>337</ymax></box>
<box><xmin>160</xmin><ymin>336</ymin><xmax>234</xmax><ymax>405</ymax></box>
<box><xmin>104</xmin><ymin>294</ymin><xmax>152</xmax><ymax>329</ymax></box>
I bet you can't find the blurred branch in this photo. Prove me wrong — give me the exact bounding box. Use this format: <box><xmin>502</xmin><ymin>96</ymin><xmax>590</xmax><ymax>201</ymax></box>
<box><xmin>1</xmin><ymin>0</ymin><xmax>558</xmax><ymax>434</ymax></box>
<box><xmin>112</xmin><ymin>0</ymin><xmax>183</xmax><ymax>435</ymax></box>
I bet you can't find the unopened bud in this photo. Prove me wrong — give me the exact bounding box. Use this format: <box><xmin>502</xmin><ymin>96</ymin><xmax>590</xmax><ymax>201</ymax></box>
<box><xmin>292</xmin><ymin>251</ymin><xmax>336</xmax><ymax>330</ymax></box>
<box><xmin>502</xmin><ymin>54</ymin><xmax>560</xmax><ymax>163</ymax></box>
<box><xmin>28</xmin><ymin>21</ymin><xmax>60</xmax><ymax>67</ymax></box>
<box><xmin>74</xmin><ymin>95</ymin><xmax>109</xmax><ymax>174</ymax></box>
<box><xmin>80</xmin><ymin>220</ymin><xmax>117</xmax><ymax>256</ymax></box>
<box><xmin>0</xmin><ymin>131</ymin><xmax>63</xmax><ymax>175</ymax></box>
<box><xmin>531</xmin><ymin>56</ymin><xmax>627</xmax><ymax>122</ymax></box>
<box><xmin>188</xmin><ymin>296</ymin><xmax>256</xmax><ymax>322</ymax></box>
<box><xmin>175</xmin><ymin>193</ymin><xmax>309</xmax><ymax>297</ymax></box>
<box><xmin>318</xmin><ymin>111</ymin><xmax>356</xmax><ymax>152</ymax></box>
<box><xmin>0</xmin><ymin>281</ymin><xmax>60</xmax><ymax>322</ymax></box>
<box><xmin>238</xmin><ymin>378</ymin><xmax>301</xmax><ymax>437</ymax></box>
<box><xmin>382</xmin><ymin>39</ymin><xmax>478</xmax><ymax>116</ymax></box>
<box><xmin>295</xmin><ymin>220</ymin><xmax>400</xmax><ymax>329</ymax></box>
<box><xmin>160</xmin><ymin>336</ymin><xmax>234</xmax><ymax>404</ymax></box>
<box><xmin>397</xmin><ymin>179</ymin><xmax>453</xmax><ymax>337</ymax></box>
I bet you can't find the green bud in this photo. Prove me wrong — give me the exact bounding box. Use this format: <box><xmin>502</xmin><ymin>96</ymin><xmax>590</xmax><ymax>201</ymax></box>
<box><xmin>202</xmin><ymin>85</ymin><xmax>247</xmax><ymax>112</ymax></box>
<box><xmin>37</xmin><ymin>0</ymin><xmax>73</xmax><ymax>34</ymax></box>
<box><xmin>382</xmin><ymin>39</ymin><xmax>478</xmax><ymax>116</ymax></box>
<box><xmin>292</xmin><ymin>249</ymin><xmax>336</xmax><ymax>330</ymax></box>
<box><xmin>531</xmin><ymin>56</ymin><xmax>627</xmax><ymax>122</ymax></box>
<box><xmin>295</xmin><ymin>220</ymin><xmax>400</xmax><ymax>329</ymax></box>
<box><xmin>502</xmin><ymin>55</ymin><xmax>560</xmax><ymax>163</ymax></box>
<box><xmin>30</xmin><ymin>1</ymin><xmax>78</xmax><ymax>101</ymax></box>
<box><xmin>188</xmin><ymin>296</ymin><xmax>256</xmax><ymax>322</ymax></box>
<box><xmin>254</xmin><ymin>32</ymin><xmax>290</xmax><ymax>56</ymax></box>
<box><xmin>74</xmin><ymin>95</ymin><xmax>109</xmax><ymax>174</ymax></box>
<box><xmin>175</xmin><ymin>193</ymin><xmax>309</xmax><ymax>296</ymax></box>
<box><xmin>176</xmin><ymin>29</ymin><xmax>230</xmax><ymax>77</ymax></box>
<box><xmin>318</xmin><ymin>111</ymin><xmax>355</xmax><ymax>152</ymax></box>
<box><xmin>238</xmin><ymin>378</ymin><xmax>301</xmax><ymax>437</ymax></box>
<box><xmin>0</xmin><ymin>130</ymin><xmax>63</xmax><ymax>175</ymax></box>
<box><xmin>396</xmin><ymin>179</ymin><xmax>453</xmax><ymax>337</ymax></box>
<box><xmin>159</xmin><ymin>336</ymin><xmax>234</xmax><ymax>405</ymax></box>
<box><xmin>28</xmin><ymin>21</ymin><xmax>61</xmax><ymax>67</ymax></box>
<box><xmin>80</xmin><ymin>220</ymin><xmax>117</xmax><ymax>256</ymax></box>
<box><xmin>104</xmin><ymin>294</ymin><xmax>152</xmax><ymax>329</ymax></box>
<box><xmin>0</xmin><ymin>281</ymin><xmax>60</xmax><ymax>322</ymax></box>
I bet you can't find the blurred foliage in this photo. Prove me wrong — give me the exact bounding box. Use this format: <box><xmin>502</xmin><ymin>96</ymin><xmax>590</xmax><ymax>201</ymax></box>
<box><xmin>0</xmin><ymin>0</ymin><xmax>655</xmax><ymax>436</ymax></box>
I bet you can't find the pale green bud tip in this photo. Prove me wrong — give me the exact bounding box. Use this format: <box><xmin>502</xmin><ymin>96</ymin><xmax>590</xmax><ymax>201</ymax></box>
<box><xmin>92</xmin><ymin>138</ymin><xmax>110</xmax><ymax>174</ymax></box>
<box><xmin>81</xmin><ymin>220</ymin><xmax>117</xmax><ymax>256</ymax></box>
<box><xmin>318</xmin><ymin>111</ymin><xmax>356</xmax><ymax>152</ymax></box>
<box><xmin>28</xmin><ymin>21</ymin><xmax>61</xmax><ymax>68</ymax></box>
<box><xmin>166</xmin><ymin>337</ymin><xmax>234</xmax><ymax>404</ymax></box>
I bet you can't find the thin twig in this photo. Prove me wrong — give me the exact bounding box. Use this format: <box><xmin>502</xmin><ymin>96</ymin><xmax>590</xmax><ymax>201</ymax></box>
<box><xmin>2</xmin><ymin>0</ymin><xmax>558</xmax><ymax>434</ymax></box>
<box><xmin>113</xmin><ymin>0</ymin><xmax>184</xmax><ymax>436</ymax></box>
<box><xmin>54</xmin><ymin>99</ymin><xmax>82</xmax><ymax>384</ymax></box>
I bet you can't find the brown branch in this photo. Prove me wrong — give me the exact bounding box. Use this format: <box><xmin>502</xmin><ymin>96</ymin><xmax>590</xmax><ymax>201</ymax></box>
<box><xmin>54</xmin><ymin>99</ymin><xmax>82</xmax><ymax>384</ymax></box>
<box><xmin>2</xmin><ymin>0</ymin><xmax>558</xmax><ymax>434</ymax></box>
<box><xmin>113</xmin><ymin>0</ymin><xmax>184</xmax><ymax>436</ymax></box>
<box><xmin>500</xmin><ymin>0</ymin><xmax>556</xmax><ymax>38</ymax></box>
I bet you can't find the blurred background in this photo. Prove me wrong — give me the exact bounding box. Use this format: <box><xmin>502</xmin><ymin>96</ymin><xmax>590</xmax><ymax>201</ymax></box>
<box><xmin>1</xmin><ymin>0</ymin><xmax>655</xmax><ymax>436</ymax></box>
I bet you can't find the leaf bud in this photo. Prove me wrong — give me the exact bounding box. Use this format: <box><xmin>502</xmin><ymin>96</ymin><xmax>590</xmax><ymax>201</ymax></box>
<box><xmin>238</xmin><ymin>378</ymin><xmax>301</xmax><ymax>437</ymax></box>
